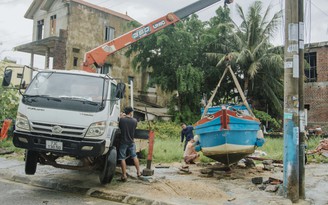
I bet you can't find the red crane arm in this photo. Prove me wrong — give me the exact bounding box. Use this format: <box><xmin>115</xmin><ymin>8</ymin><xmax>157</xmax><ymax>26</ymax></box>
<box><xmin>82</xmin><ymin>13</ymin><xmax>180</xmax><ymax>72</ymax></box>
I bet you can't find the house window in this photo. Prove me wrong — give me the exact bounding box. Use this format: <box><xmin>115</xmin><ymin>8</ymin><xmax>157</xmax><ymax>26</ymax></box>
<box><xmin>304</xmin><ymin>52</ymin><xmax>317</xmax><ymax>82</ymax></box>
<box><xmin>104</xmin><ymin>26</ymin><xmax>115</xmax><ymax>41</ymax></box>
<box><xmin>50</xmin><ymin>15</ymin><xmax>56</xmax><ymax>36</ymax></box>
<box><xmin>73</xmin><ymin>57</ymin><xmax>78</xmax><ymax>67</ymax></box>
<box><xmin>72</xmin><ymin>48</ymin><xmax>80</xmax><ymax>53</ymax></box>
<box><xmin>37</xmin><ymin>19</ymin><xmax>44</xmax><ymax>40</ymax></box>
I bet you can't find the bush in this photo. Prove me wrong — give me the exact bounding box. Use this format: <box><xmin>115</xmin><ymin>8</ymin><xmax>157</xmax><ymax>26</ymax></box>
<box><xmin>137</xmin><ymin>121</ymin><xmax>181</xmax><ymax>139</ymax></box>
<box><xmin>0</xmin><ymin>75</ymin><xmax>19</xmax><ymax>123</ymax></box>
<box><xmin>254</xmin><ymin>109</ymin><xmax>282</xmax><ymax>131</ymax></box>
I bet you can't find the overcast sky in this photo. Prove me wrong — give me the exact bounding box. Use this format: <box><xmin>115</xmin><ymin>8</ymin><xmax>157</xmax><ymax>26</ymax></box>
<box><xmin>0</xmin><ymin>0</ymin><xmax>327</xmax><ymax>69</ymax></box>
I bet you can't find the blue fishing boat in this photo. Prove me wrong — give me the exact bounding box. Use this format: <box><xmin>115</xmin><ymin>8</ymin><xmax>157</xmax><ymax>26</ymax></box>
<box><xmin>194</xmin><ymin>105</ymin><xmax>265</xmax><ymax>165</ymax></box>
<box><xmin>193</xmin><ymin>61</ymin><xmax>266</xmax><ymax>165</ymax></box>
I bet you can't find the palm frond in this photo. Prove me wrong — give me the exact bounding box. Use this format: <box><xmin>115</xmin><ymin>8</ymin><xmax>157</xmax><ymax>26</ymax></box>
<box><xmin>247</xmin><ymin>61</ymin><xmax>260</xmax><ymax>78</ymax></box>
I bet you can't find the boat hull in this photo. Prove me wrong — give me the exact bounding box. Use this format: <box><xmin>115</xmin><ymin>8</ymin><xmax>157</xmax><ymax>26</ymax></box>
<box><xmin>194</xmin><ymin>106</ymin><xmax>263</xmax><ymax>165</ymax></box>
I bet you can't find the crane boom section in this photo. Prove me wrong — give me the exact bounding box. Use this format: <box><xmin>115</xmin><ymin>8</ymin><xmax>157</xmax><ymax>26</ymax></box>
<box><xmin>83</xmin><ymin>0</ymin><xmax>223</xmax><ymax>72</ymax></box>
<box><xmin>174</xmin><ymin>0</ymin><xmax>221</xmax><ymax>19</ymax></box>
<box><xmin>83</xmin><ymin>13</ymin><xmax>180</xmax><ymax>72</ymax></box>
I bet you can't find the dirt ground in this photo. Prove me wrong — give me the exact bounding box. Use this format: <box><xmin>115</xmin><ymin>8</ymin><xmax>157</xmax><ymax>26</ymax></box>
<box><xmin>0</xmin><ymin>150</ymin><xmax>327</xmax><ymax>205</ymax></box>
<box><xmin>100</xmin><ymin>160</ymin><xmax>328</xmax><ymax>205</ymax></box>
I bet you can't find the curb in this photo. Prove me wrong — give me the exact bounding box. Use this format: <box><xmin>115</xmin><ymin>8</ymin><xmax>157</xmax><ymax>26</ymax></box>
<box><xmin>87</xmin><ymin>188</ymin><xmax>174</xmax><ymax>205</ymax></box>
<box><xmin>0</xmin><ymin>170</ymin><xmax>90</xmax><ymax>194</ymax></box>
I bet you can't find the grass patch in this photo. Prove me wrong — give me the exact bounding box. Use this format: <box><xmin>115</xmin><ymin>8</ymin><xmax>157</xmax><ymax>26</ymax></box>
<box><xmin>152</xmin><ymin>137</ymin><xmax>183</xmax><ymax>163</ymax></box>
<box><xmin>148</xmin><ymin>137</ymin><xmax>214</xmax><ymax>164</ymax></box>
<box><xmin>258</xmin><ymin>137</ymin><xmax>284</xmax><ymax>161</ymax></box>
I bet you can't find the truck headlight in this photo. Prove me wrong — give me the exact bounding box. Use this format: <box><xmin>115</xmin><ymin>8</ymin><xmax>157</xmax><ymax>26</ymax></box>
<box><xmin>16</xmin><ymin>112</ymin><xmax>30</xmax><ymax>131</ymax></box>
<box><xmin>86</xmin><ymin>121</ymin><xmax>106</xmax><ymax>137</ymax></box>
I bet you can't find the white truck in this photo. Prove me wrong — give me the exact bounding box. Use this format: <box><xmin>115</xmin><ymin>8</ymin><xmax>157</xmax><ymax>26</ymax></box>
<box><xmin>3</xmin><ymin>67</ymin><xmax>125</xmax><ymax>184</ymax></box>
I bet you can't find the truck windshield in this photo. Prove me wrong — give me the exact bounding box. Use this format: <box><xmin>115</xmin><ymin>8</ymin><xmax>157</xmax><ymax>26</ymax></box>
<box><xmin>24</xmin><ymin>72</ymin><xmax>108</xmax><ymax>112</ymax></box>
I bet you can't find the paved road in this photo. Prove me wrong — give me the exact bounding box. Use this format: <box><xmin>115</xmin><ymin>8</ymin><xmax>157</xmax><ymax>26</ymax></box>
<box><xmin>0</xmin><ymin>178</ymin><xmax>123</xmax><ymax>205</ymax></box>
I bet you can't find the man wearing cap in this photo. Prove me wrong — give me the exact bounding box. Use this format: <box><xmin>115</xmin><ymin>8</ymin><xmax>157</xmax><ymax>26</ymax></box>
<box><xmin>118</xmin><ymin>106</ymin><xmax>141</xmax><ymax>181</ymax></box>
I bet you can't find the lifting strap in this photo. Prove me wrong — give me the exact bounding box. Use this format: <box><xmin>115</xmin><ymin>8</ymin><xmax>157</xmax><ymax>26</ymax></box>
<box><xmin>201</xmin><ymin>59</ymin><xmax>255</xmax><ymax>118</ymax></box>
<box><xmin>227</xmin><ymin>65</ymin><xmax>255</xmax><ymax>117</ymax></box>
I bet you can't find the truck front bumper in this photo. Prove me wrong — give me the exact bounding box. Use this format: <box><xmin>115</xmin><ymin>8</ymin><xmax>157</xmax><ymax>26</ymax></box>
<box><xmin>13</xmin><ymin>130</ymin><xmax>106</xmax><ymax>157</ymax></box>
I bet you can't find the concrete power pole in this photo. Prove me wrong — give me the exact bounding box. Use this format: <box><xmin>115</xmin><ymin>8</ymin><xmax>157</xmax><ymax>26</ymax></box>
<box><xmin>283</xmin><ymin>0</ymin><xmax>300</xmax><ymax>202</ymax></box>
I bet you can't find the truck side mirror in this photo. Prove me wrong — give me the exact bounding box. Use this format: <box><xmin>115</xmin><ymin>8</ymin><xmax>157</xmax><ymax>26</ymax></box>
<box><xmin>2</xmin><ymin>69</ymin><xmax>13</xmax><ymax>87</ymax></box>
<box><xmin>115</xmin><ymin>82</ymin><xmax>126</xmax><ymax>99</ymax></box>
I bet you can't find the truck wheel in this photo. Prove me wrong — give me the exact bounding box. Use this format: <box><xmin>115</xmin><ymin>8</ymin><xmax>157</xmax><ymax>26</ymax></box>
<box><xmin>25</xmin><ymin>150</ymin><xmax>38</xmax><ymax>175</ymax></box>
<box><xmin>99</xmin><ymin>147</ymin><xmax>117</xmax><ymax>184</ymax></box>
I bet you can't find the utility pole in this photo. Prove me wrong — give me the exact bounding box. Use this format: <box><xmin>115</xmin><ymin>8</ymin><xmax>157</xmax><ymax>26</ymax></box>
<box><xmin>298</xmin><ymin>0</ymin><xmax>306</xmax><ymax>199</ymax></box>
<box><xmin>283</xmin><ymin>0</ymin><xmax>299</xmax><ymax>203</ymax></box>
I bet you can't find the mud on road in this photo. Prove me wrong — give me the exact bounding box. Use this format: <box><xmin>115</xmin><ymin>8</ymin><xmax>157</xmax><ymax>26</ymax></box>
<box><xmin>105</xmin><ymin>162</ymin><xmax>279</xmax><ymax>205</ymax></box>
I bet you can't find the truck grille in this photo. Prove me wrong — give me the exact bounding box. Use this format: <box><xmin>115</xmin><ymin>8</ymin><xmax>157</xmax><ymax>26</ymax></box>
<box><xmin>31</xmin><ymin>122</ymin><xmax>86</xmax><ymax>138</ymax></box>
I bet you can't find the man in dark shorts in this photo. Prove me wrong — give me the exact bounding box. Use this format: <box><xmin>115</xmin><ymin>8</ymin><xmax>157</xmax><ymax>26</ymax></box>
<box><xmin>118</xmin><ymin>106</ymin><xmax>141</xmax><ymax>181</ymax></box>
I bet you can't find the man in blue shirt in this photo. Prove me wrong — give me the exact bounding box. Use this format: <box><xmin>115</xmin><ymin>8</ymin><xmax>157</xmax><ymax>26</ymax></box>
<box><xmin>180</xmin><ymin>123</ymin><xmax>194</xmax><ymax>151</ymax></box>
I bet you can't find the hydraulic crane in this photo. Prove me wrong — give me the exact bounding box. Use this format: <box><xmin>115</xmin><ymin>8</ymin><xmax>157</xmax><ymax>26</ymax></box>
<box><xmin>82</xmin><ymin>0</ymin><xmax>233</xmax><ymax>72</ymax></box>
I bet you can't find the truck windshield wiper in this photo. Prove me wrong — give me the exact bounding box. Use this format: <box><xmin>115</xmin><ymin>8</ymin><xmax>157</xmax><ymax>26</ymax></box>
<box><xmin>24</xmin><ymin>94</ymin><xmax>50</xmax><ymax>97</ymax></box>
<box><xmin>59</xmin><ymin>96</ymin><xmax>99</xmax><ymax>106</ymax></box>
<box><xmin>23</xmin><ymin>94</ymin><xmax>62</xmax><ymax>102</ymax></box>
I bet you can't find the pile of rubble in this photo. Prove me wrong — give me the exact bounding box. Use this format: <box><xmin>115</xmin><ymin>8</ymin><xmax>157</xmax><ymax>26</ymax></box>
<box><xmin>307</xmin><ymin>138</ymin><xmax>328</xmax><ymax>157</ymax></box>
<box><xmin>251</xmin><ymin>176</ymin><xmax>283</xmax><ymax>192</ymax></box>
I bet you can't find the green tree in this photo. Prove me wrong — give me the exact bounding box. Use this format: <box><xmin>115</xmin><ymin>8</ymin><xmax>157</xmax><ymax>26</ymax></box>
<box><xmin>126</xmin><ymin>15</ymin><xmax>205</xmax><ymax>123</ymax></box>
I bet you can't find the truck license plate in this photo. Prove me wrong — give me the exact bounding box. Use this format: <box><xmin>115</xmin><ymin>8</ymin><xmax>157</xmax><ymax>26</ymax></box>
<box><xmin>46</xmin><ymin>140</ymin><xmax>63</xmax><ymax>150</ymax></box>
